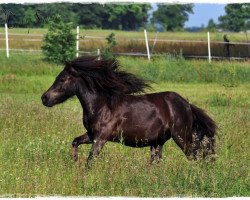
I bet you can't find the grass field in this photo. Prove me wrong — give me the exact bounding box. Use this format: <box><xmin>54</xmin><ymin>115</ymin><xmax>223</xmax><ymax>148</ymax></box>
<box><xmin>0</xmin><ymin>27</ymin><xmax>249</xmax><ymax>41</ymax></box>
<box><xmin>0</xmin><ymin>52</ymin><xmax>249</xmax><ymax>197</ymax></box>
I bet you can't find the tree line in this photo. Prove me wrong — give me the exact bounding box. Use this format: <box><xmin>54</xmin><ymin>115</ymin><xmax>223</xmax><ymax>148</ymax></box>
<box><xmin>0</xmin><ymin>3</ymin><xmax>249</xmax><ymax>32</ymax></box>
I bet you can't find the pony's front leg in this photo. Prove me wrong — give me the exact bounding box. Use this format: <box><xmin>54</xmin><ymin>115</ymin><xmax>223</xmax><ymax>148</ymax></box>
<box><xmin>87</xmin><ymin>138</ymin><xmax>107</xmax><ymax>168</ymax></box>
<box><xmin>72</xmin><ymin>133</ymin><xmax>92</xmax><ymax>161</ymax></box>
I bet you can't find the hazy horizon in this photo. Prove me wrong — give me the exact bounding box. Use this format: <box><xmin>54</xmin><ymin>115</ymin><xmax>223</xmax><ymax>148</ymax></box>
<box><xmin>185</xmin><ymin>3</ymin><xmax>226</xmax><ymax>27</ymax></box>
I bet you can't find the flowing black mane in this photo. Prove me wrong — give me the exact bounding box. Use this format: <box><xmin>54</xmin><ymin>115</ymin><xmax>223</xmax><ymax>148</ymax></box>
<box><xmin>65</xmin><ymin>56</ymin><xmax>151</xmax><ymax>96</ymax></box>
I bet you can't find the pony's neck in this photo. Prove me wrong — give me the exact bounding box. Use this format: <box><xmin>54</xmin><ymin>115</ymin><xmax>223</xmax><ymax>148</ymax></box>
<box><xmin>76</xmin><ymin>84</ymin><xmax>106</xmax><ymax>119</ymax></box>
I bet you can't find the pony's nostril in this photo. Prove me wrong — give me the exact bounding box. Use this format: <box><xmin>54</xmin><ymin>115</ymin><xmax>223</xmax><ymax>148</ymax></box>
<box><xmin>41</xmin><ymin>94</ymin><xmax>48</xmax><ymax>104</ymax></box>
<box><xmin>41</xmin><ymin>93</ymin><xmax>53</xmax><ymax>107</ymax></box>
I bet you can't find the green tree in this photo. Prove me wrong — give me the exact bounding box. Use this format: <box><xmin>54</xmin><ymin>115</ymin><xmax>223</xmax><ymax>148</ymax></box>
<box><xmin>104</xmin><ymin>4</ymin><xmax>151</xmax><ymax>30</ymax></box>
<box><xmin>71</xmin><ymin>4</ymin><xmax>106</xmax><ymax>29</ymax></box>
<box><xmin>219</xmin><ymin>4</ymin><xmax>250</xmax><ymax>32</ymax></box>
<box><xmin>23</xmin><ymin>7</ymin><xmax>37</xmax><ymax>27</ymax></box>
<box><xmin>207</xmin><ymin>19</ymin><xmax>217</xmax><ymax>31</ymax></box>
<box><xmin>152</xmin><ymin>4</ymin><xmax>193</xmax><ymax>31</ymax></box>
<box><xmin>37</xmin><ymin>3</ymin><xmax>79</xmax><ymax>27</ymax></box>
<box><xmin>42</xmin><ymin>15</ymin><xmax>76</xmax><ymax>64</ymax></box>
<box><xmin>0</xmin><ymin>3</ymin><xmax>151</xmax><ymax>30</ymax></box>
<box><xmin>0</xmin><ymin>4</ymin><xmax>26</xmax><ymax>28</ymax></box>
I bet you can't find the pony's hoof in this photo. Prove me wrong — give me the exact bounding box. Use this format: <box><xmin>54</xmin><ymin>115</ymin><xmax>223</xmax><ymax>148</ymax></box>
<box><xmin>85</xmin><ymin>162</ymin><xmax>92</xmax><ymax>169</ymax></box>
<box><xmin>150</xmin><ymin>158</ymin><xmax>162</xmax><ymax>164</ymax></box>
<box><xmin>209</xmin><ymin>154</ymin><xmax>217</xmax><ymax>163</ymax></box>
<box><xmin>72</xmin><ymin>148</ymin><xmax>78</xmax><ymax>161</ymax></box>
<box><xmin>73</xmin><ymin>154</ymin><xmax>78</xmax><ymax>161</ymax></box>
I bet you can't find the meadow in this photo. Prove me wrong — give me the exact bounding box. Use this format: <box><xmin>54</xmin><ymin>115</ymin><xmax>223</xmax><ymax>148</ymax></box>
<box><xmin>1</xmin><ymin>27</ymin><xmax>248</xmax><ymax>41</ymax></box>
<box><xmin>0</xmin><ymin>52</ymin><xmax>249</xmax><ymax>197</ymax></box>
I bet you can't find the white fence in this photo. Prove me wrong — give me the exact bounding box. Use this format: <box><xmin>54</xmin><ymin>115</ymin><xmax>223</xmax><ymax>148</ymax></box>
<box><xmin>0</xmin><ymin>25</ymin><xmax>250</xmax><ymax>62</ymax></box>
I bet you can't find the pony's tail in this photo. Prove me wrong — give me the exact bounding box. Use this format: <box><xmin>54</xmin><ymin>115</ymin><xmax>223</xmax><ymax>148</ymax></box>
<box><xmin>190</xmin><ymin>104</ymin><xmax>217</xmax><ymax>159</ymax></box>
<box><xmin>191</xmin><ymin>104</ymin><xmax>217</xmax><ymax>138</ymax></box>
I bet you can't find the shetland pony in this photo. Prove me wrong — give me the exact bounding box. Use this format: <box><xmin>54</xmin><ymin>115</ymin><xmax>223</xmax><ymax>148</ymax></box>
<box><xmin>41</xmin><ymin>56</ymin><xmax>217</xmax><ymax>166</ymax></box>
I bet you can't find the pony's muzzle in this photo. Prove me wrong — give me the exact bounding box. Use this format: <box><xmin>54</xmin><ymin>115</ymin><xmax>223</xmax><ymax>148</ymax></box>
<box><xmin>41</xmin><ymin>93</ymin><xmax>52</xmax><ymax>107</ymax></box>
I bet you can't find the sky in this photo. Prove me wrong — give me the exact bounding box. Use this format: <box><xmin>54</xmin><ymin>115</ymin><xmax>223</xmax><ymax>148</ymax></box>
<box><xmin>150</xmin><ymin>3</ymin><xmax>226</xmax><ymax>28</ymax></box>
<box><xmin>185</xmin><ymin>3</ymin><xmax>226</xmax><ymax>27</ymax></box>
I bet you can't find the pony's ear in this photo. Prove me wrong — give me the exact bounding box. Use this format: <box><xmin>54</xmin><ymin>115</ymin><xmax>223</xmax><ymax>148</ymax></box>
<box><xmin>65</xmin><ymin>62</ymin><xmax>79</xmax><ymax>77</ymax></box>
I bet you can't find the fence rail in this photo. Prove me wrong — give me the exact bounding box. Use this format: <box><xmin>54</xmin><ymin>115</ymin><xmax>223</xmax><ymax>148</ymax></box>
<box><xmin>1</xmin><ymin>28</ymin><xmax>250</xmax><ymax>61</ymax></box>
<box><xmin>0</xmin><ymin>48</ymin><xmax>249</xmax><ymax>61</ymax></box>
<box><xmin>1</xmin><ymin>32</ymin><xmax>250</xmax><ymax>45</ymax></box>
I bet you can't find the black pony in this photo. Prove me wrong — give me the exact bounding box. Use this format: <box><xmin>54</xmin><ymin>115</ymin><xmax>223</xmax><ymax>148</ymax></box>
<box><xmin>41</xmin><ymin>56</ymin><xmax>217</xmax><ymax>166</ymax></box>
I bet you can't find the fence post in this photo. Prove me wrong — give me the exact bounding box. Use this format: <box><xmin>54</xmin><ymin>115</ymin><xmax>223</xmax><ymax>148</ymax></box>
<box><xmin>97</xmin><ymin>48</ymin><xmax>100</xmax><ymax>60</ymax></box>
<box><xmin>144</xmin><ymin>29</ymin><xmax>150</xmax><ymax>60</ymax></box>
<box><xmin>5</xmin><ymin>23</ymin><xmax>9</xmax><ymax>58</ymax></box>
<box><xmin>151</xmin><ymin>31</ymin><xmax>159</xmax><ymax>54</ymax></box>
<box><xmin>207</xmin><ymin>32</ymin><xmax>211</xmax><ymax>63</ymax></box>
<box><xmin>76</xmin><ymin>26</ymin><xmax>79</xmax><ymax>57</ymax></box>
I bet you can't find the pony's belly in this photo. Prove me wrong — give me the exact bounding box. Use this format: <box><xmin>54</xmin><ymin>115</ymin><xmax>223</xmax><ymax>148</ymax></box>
<box><xmin>110</xmin><ymin>137</ymin><xmax>152</xmax><ymax>147</ymax></box>
<box><xmin>123</xmin><ymin>140</ymin><xmax>151</xmax><ymax>147</ymax></box>
<box><xmin>109</xmin><ymin>131</ymin><xmax>164</xmax><ymax>147</ymax></box>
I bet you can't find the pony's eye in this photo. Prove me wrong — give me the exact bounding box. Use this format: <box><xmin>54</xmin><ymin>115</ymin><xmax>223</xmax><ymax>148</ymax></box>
<box><xmin>60</xmin><ymin>79</ymin><xmax>65</xmax><ymax>82</ymax></box>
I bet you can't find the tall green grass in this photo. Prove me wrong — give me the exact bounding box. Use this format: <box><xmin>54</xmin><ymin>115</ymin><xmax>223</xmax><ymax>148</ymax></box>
<box><xmin>1</xmin><ymin>52</ymin><xmax>249</xmax><ymax>93</ymax></box>
<box><xmin>0</xmin><ymin>52</ymin><xmax>249</xmax><ymax>197</ymax></box>
<box><xmin>119</xmin><ymin>56</ymin><xmax>250</xmax><ymax>84</ymax></box>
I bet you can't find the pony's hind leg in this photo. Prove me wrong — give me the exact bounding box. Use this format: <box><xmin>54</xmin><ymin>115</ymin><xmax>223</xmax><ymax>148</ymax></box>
<box><xmin>150</xmin><ymin>145</ymin><xmax>163</xmax><ymax>163</ymax></box>
<box><xmin>171</xmin><ymin>129</ymin><xmax>193</xmax><ymax>159</ymax></box>
<box><xmin>72</xmin><ymin>133</ymin><xmax>92</xmax><ymax>161</ymax></box>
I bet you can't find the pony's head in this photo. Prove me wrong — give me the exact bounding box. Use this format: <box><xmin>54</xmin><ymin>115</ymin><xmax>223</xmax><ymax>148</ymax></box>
<box><xmin>41</xmin><ymin>63</ymin><xmax>79</xmax><ymax>107</ymax></box>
